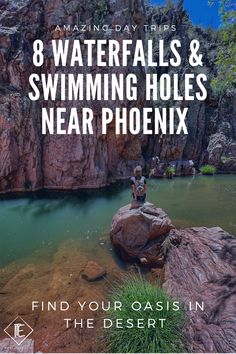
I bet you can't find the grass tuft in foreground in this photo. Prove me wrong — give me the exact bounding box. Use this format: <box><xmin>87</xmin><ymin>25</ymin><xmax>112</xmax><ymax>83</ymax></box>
<box><xmin>105</xmin><ymin>275</ymin><xmax>187</xmax><ymax>353</ymax></box>
<box><xmin>200</xmin><ymin>164</ymin><xmax>216</xmax><ymax>175</ymax></box>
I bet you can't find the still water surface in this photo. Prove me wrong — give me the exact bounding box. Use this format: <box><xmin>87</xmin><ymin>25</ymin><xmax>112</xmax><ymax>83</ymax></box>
<box><xmin>0</xmin><ymin>175</ymin><xmax>235</xmax><ymax>269</ymax></box>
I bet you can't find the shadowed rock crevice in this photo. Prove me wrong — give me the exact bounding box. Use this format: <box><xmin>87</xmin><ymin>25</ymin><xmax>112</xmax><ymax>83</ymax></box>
<box><xmin>0</xmin><ymin>0</ymin><xmax>236</xmax><ymax>193</ymax></box>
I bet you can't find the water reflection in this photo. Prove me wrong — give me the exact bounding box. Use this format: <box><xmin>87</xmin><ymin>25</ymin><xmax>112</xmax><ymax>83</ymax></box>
<box><xmin>0</xmin><ymin>175</ymin><xmax>235</xmax><ymax>268</ymax></box>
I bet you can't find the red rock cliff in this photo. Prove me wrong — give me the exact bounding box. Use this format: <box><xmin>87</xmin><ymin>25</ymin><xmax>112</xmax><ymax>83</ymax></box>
<box><xmin>0</xmin><ymin>0</ymin><xmax>235</xmax><ymax>193</ymax></box>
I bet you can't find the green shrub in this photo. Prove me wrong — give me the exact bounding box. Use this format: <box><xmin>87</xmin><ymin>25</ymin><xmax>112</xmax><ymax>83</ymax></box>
<box><xmin>200</xmin><ymin>164</ymin><xmax>216</xmax><ymax>175</ymax></box>
<box><xmin>106</xmin><ymin>275</ymin><xmax>186</xmax><ymax>353</ymax></box>
<box><xmin>166</xmin><ymin>166</ymin><xmax>175</xmax><ymax>178</ymax></box>
<box><xmin>24</xmin><ymin>180</ymin><xmax>32</xmax><ymax>190</ymax></box>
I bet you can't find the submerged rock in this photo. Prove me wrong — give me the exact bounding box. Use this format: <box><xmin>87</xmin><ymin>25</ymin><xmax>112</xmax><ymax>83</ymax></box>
<box><xmin>163</xmin><ymin>227</ymin><xmax>236</xmax><ymax>353</ymax></box>
<box><xmin>81</xmin><ymin>261</ymin><xmax>106</xmax><ymax>282</ymax></box>
<box><xmin>110</xmin><ymin>202</ymin><xmax>174</xmax><ymax>264</ymax></box>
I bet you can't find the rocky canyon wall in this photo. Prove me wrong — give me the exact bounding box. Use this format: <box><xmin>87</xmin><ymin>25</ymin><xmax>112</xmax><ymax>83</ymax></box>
<box><xmin>0</xmin><ymin>0</ymin><xmax>235</xmax><ymax>193</ymax></box>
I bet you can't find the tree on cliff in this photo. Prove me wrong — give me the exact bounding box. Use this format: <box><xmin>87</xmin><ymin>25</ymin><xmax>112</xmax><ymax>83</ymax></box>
<box><xmin>210</xmin><ymin>0</ymin><xmax>236</xmax><ymax>95</ymax></box>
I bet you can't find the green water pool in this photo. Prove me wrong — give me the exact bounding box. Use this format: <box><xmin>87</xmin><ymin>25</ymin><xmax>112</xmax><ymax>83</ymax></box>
<box><xmin>0</xmin><ymin>175</ymin><xmax>235</xmax><ymax>269</ymax></box>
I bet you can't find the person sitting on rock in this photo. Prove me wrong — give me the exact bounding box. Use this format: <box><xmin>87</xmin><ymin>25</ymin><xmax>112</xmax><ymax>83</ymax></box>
<box><xmin>131</xmin><ymin>165</ymin><xmax>147</xmax><ymax>204</ymax></box>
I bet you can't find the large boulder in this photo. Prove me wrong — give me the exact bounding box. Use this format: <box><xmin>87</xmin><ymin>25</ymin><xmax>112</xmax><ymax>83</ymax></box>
<box><xmin>163</xmin><ymin>227</ymin><xmax>236</xmax><ymax>353</ymax></box>
<box><xmin>110</xmin><ymin>202</ymin><xmax>174</xmax><ymax>264</ymax></box>
<box><xmin>81</xmin><ymin>261</ymin><xmax>106</xmax><ymax>282</ymax></box>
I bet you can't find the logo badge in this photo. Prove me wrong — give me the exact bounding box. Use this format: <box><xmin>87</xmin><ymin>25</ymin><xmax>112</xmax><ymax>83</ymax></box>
<box><xmin>4</xmin><ymin>316</ymin><xmax>33</xmax><ymax>345</ymax></box>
